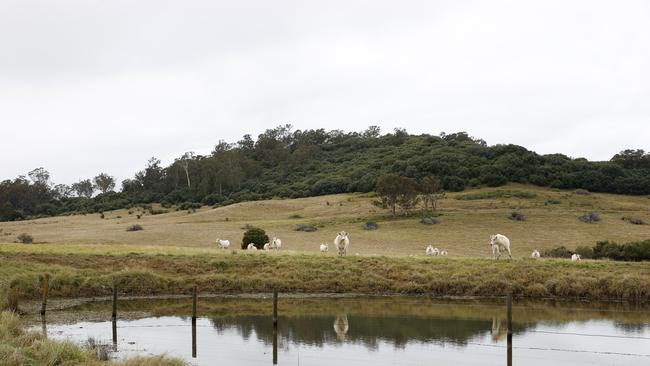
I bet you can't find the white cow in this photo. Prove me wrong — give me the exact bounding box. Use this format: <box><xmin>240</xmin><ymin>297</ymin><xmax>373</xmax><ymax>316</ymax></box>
<box><xmin>334</xmin><ymin>232</ymin><xmax>350</xmax><ymax>256</ymax></box>
<box><xmin>263</xmin><ymin>243</ymin><xmax>271</xmax><ymax>251</ymax></box>
<box><xmin>320</xmin><ymin>243</ymin><xmax>329</xmax><ymax>252</ymax></box>
<box><xmin>426</xmin><ymin>245</ymin><xmax>440</xmax><ymax>256</ymax></box>
<box><xmin>440</xmin><ymin>250</ymin><xmax>448</xmax><ymax>256</ymax></box>
<box><xmin>490</xmin><ymin>234</ymin><xmax>512</xmax><ymax>259</ymax></box>
<box><xmin>247</xmin><ymin>243</ymin><xmax>258</xmax><ymax>251</ymax></box>
<box><xmin>531</xmin><ymin>250</ymin><xmax>541</xmax><ymax>259</ymax></box>
<box><xmin>216</xmin><ymin>239</ymin><xmax>230</xmax><ymax>249</ymax></box>
<box><xmin>271</xmin><ymin>237</ymin><xmax>282</xmax><ymax>250</ymax></box>
<box><xmin>571</xmin><ymin>254</ymin><xmax>581</xmax><ymax>261</ymax></box>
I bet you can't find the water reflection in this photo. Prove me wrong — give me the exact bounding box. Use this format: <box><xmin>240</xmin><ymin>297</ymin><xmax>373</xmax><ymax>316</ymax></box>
<box><xmin>29</xmin><ymin>297</ymin><xmax>650</xmax><ymax>366</ymax></box>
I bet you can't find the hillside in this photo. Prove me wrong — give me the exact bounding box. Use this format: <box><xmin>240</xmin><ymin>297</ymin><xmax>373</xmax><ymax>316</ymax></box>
<box><xmin>1</xmin><ymin>127</ymin><xmax>649</xmax><ymax>221</ymax></box>
<box><xmin>1</xmin><ymin>184</ymin><xmax>648</xmax><ymax>257</ymax></box>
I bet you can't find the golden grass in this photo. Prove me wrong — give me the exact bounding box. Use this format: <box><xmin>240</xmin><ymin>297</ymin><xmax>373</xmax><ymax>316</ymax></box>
<box><xmin>0</xmin><ymin>184</ymin><xmax>648</xmax><ymax>257</ymax></box>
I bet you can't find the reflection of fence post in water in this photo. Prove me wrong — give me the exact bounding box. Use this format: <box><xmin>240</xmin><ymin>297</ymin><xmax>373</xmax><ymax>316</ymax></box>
<box><xmin>41</xmin><ymin>314</ymin><xmax>47</xmax><ymax>338</ymax></box>
<box><xmin>112</xmin><ymin>284</ymin><xmax>118</xmax><ymax>351</ymax></box>
<box><xmin>40</xmin><ymin>274</ymin><xmax>50</xmax><ymax>316</ymax></box>
<box><xmin>506</xmin><ymin>293</ymin><xmax>513</xmax><ymax>366</ymax></box>
<box><xmin>273</xmin><ymin>288</ymin><xmax>278</xmax><ymax>365</ymax></box>
<box><xmin>192</xmin><ymin>285</ymin><xmax>197</xmax><ymax>358</ymax></box>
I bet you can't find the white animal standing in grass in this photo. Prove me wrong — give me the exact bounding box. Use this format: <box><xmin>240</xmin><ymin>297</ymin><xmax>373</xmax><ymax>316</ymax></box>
<box><xmin>571</xmin><ymin>254</ymin><xmax>581</xmax><ymax>261</ymax></box>
<box><xmin>491</xmin><ymin>244</ymin><xmax>500</xmax><ymax>260</ymax></box>
<box><xmin>490</xmin><ymin>234</ymin><xmax>512</xmax><ymax>259</ymax></box>
<box><xmin>531</xmin><ymin>250</ymin><xmax>541</xmax><ymax>259</ymax></box>
<box><xmin>334</xmin><ymin>232</ymin><xmax>350</xmax><ymax>256</ymax></box>
<box><xmin>425</xmin><ymin>245</ymin><xmax>435</xmax><ymax>256</ymax></box>
<box><xmin>271</xmin><ymin>237</ymin><xmax>282</xmax><ymax>250</ymax></box>
<box><xmin>440</xmin><ymin>250</ymin><xmax>448</xmax><ymax>256</ymax></box>
<box><xmin>216</xmin><ymin>239</ymin><xmax>230</xmax><ymax>249</ymax></box>
<box><xmin>320</xmin><ymin>243</ymin><xmax>329</xmax><ymax>252</ymax></box>
<box><xmin>263</xmin><ymin>243</ymin><xmax>271</xmax><ymax>251</ymax></box>
<box><xmin>247</xmin><ymin>243</ymin><xmax>257</xmax><ymax>251</ymax></box>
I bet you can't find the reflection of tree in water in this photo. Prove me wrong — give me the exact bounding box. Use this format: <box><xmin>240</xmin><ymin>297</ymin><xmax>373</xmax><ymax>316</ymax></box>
<box><xmin>207</xmin><ymin>314</ymin><xmax>526</xmax><ymax>349</ymax></box>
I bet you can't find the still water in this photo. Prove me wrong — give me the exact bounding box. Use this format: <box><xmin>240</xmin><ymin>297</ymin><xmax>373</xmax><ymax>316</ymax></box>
<box><xmin>30</xmin><ymin>297</ymin><xmax>650</xmax><ymax>365</ymax></box>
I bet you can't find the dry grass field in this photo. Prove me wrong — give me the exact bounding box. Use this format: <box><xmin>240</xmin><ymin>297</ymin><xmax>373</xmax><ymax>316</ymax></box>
<box><xmin>1</xmin><ymin>184</ymin><xmax>648</xmax><ymax>257</ymax></box>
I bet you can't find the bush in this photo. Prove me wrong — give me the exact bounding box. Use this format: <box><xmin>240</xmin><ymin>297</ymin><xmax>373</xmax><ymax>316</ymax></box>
<box><xmin>509</xmin><ymin>212</ymin><xmax>526</xmax><ymax>221</ymax></box>
<box><xmin>545</xmin><ymin>199</ymin><xmax>561</xmax><ymax>205</ymax></box>
<box><xmin>178</xmin><ymin>202</ymin><xmax>202</xmax><ymax>210</ymax></box>
<box><xmin>622</xmin><ymin>217</ymin><xmax>646</xmax><ymax>225</ymax></box>
<box><xmin>420</xmin><ymin>217</ymin><xmax>439</xmax><ymax>225</ymax></box>
<box><xmin>542</xmin><ymin>246</ymin><xmax>572</xmax><ymax>258</ymax></box>
<box><xmin>241</xmin><ymin>227</ymin><xmax>269</xmax><ymax>249</ymax></box>
<box><xmin>126</xmin><ymin>224</ymin><xmax>143</xmax><ymax>232</ymax></box>
<box><xmin>592</xmin><ymin>240</ymin><xmax>650</xmax><ymax>261</ymax></box>
<box><xmin>16</xmin><ymin>233</ymin><xmax>33</xmax><ymax>244</ymax></box>
<box><xmin>295</xmin><ymin>224</ymin><xmax>318</xmax><ymax>232</ymax></box>
<box><xmin>288</xmin><ymin>214</ymin><xmax>303</xmax><ymax>219</ymax></box>
<box><xmin>574</xmin><ymin>246</ymin><xmax>594</xmax><ymax>259</ymax></box>
<box><xmin>202</xmin><ymin>194</ymin><xmax>226</xmax><ymax>206</ymax></box>
<box><xmin>574</xmin><ymin>189</ymin><xmax>591</xmax><ymax>195</ymax></box>
<box><xmin>578</xmin><ymin>212</ymin><xmax>600</xmax><ymax>223</ymax></box>
<box><xmin>362</xmin><ymin>221</ymin><xmax>379</xmax><ymax>230</ymax></box>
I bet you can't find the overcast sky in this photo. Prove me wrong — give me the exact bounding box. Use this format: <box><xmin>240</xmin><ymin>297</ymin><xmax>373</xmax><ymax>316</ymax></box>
<box><xmin>1</xmin><ymin>0</ymin><xmax>649</xmax><ymax>186</ymax></box>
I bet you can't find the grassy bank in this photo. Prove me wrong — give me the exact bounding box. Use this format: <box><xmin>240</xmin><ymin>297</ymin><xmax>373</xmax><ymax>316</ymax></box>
<box><xmin>0</xmin><ymin>311</ymin><xmax>184</xmax><ymax>366</ymax></box>
<box><xmin>2</xmin><ymin>246</ymin><xmax>650</xmax><ymax>308</ymax></box>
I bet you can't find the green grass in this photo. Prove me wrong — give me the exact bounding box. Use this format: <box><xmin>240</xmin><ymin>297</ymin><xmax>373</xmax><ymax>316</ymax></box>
<box><xmin>2</xmin><ymin>248</ymin><xmax>650</xmax><ymax>306</ymax></box>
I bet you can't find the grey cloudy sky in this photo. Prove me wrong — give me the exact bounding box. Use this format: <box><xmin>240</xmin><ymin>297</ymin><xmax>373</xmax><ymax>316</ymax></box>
<box><xmin>1</xmin><ymin>0</ymin><xmax>649</xmax><ymax>185</ymax></box>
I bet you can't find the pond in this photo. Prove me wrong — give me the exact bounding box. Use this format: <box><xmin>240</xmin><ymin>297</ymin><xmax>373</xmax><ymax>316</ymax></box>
<box><xmin>28</xmin><ymin>296</ymin><xmax>650</xmax><ymax>365</ymax></box>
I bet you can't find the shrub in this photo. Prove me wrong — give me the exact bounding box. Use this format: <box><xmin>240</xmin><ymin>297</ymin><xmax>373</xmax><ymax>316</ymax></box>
<box><xmin>16</xmin><ymin>233</ymin><xmax>33</xmax><ymax>244</ymax></box>
<box><xmin>178</xmin><ymin>202</ymin><xmax>202</xmax><ymax>210</ymax></box>
<box><xmin>241</xmin><ymin>227</ymin><xmax>269</xmax><ymax>249</ymax></box>
<box><xmin>509</xmin><ymin>212</ymin><xmax>526</xmax><ymax>221</ymax></box>
<box><xmin>288</xmin><ymin>214</ymin><xmax>303</xmax><ymax>219</ymax></box>
<box><xmin>545</xmin><ymin>199</ymin><xmax>561</xmax><ymax>205</ymax></box>
<box><xmin>542</xmin><ymin>246</ymin><xmax>572</xmax><ymax>258</ymax></box>
<box><xmin>420</xmin><ymin>217</ymin><xmax>439</xmax><ymax>225</ymax></box>
<box><xmin>574</xmin><ymin>246</ymin><xmax>594</xmax><ymax>259</ymax></box>
<box><xmin>622</xmin><ymin>217</ymin><xmax>646</xmax><ymax>225</ymax></box>
<box><xmin>136</xmin><ymin>214</ymin><xmax>142</xmax><ymax>219</ymax></box>
<box><xmin>574</xmin><ymin>189</ymin><xmax>591</xmax><ymax>195</ymax></box>
<box><xmin>126</xmin><ymin>224</ymin><xmax>143</xmax><ymax>232</ymax></box>
<box><xmin>295</xmin><ymin>224</ymin><xmax>318</xmax><ymax>232</ymax></box>
<box><xmin>592</xmin><ymin>240</ymin><xmax>650</xmax><ymax>261</ymax></box>
<box><xmin>578</xmin><ymin>212</ymin><xmax>600</xmax><ymax>223</ymax></box>
<box><xmin>202</xmin><ymin>194</ymin><xmax>226</xmax><ymax>206</ymax></box>
<box><xmin>362</xmin><ymin>222</ymin><xmax>379</xmax><ymax>230</ymax></box>
<box><xmin>99</xmin><ymin>212</ymin><xmax>105</xmax><ymax>219</ymax></box>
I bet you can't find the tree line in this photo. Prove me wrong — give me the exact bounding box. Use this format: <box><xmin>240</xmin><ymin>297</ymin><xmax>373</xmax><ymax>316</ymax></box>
<box><xmin>1</xmin><ymin>125</ymin><xmax>649</xmax><ymax>221</ymax></box>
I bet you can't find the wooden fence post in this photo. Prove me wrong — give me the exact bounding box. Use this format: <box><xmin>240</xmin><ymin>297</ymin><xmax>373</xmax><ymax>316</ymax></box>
<box><xmin>40</xmin><ymin>274</ymin><xmax>50</xmax><ymax>316</ymax></box>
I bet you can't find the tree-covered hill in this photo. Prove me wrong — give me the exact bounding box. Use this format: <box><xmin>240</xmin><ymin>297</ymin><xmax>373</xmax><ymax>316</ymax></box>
<box><xmin>1</xmin><ymin>125</ymin><xmax>649</xmax><ymax>220</ymax></box>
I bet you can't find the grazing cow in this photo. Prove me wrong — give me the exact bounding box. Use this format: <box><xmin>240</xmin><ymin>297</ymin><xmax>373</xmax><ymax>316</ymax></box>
<box><xmin>263</xmin><ymin>243</ymin><xmax>271</xmax><ymax>251</ymax></box>
<box><xmin>216</xmin><ymin>239</ymin><xmax>230</xmax><ymax>249</ymax></box>
<box><xmin>440</xmin><ymin>250</ymin><xmax>448</xmax><ymax>256</ymax></box>
<box><xmin>571</xmin><ymin>254</ymin><xmax>581</xmax><ymax>261</ymax></box>
<box><xmin>490</xmin><ymin>234</ymin><xmax>512</xmax><ymax>259</ymax></box>
<box><xmin>320</xmin><ymin>243</ymin><xmax>329</xmax><ymax>252</ymax></box>
<box><xmin>334</xmin><ymin>232</ymin><xmax>350</xmax><ymax>256</ymax></box>
<box><xmin>247</xmin><ymin>243</ymin><xmax>257</xmax><ymax>251</ymax></box>
<box><xmin>531</xmin><ymin>250</ymin><xmax>541</xmax><ymax>259</ymax></box>
<box><xmin>271</xmin><ymin>237</ymin><xmax>282</xmax><ymax>250</ymax></box>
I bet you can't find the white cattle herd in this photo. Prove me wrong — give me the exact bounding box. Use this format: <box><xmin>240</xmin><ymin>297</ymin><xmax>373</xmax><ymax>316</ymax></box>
<box><xmin>216</xmin><ymin>232</ymin><xmax>580</xmax><ymax>261</ymax></box>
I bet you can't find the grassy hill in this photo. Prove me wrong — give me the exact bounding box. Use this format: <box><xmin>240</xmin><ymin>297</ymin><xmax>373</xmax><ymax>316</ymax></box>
<box><xmin>1</xmin><ymin>184</ymin><xmax>648</xmax><ymax>257</ymax></box>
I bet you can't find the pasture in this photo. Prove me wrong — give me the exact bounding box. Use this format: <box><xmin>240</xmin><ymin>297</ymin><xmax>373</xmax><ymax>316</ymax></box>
<box><xmin>1</xmin><ymin>184</ymin><xmax>648</xmax><ymax>257</ymax></box>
